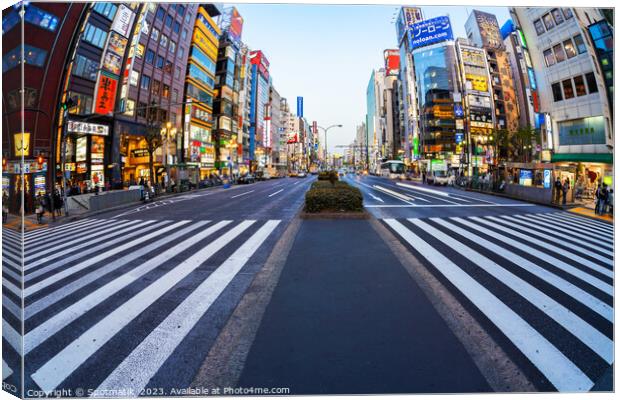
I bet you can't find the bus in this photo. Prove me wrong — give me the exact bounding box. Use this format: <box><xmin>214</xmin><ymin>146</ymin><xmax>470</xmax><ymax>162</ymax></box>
<box><xmin>379</xmin><ymin>160</ymin><xmax>406</xmax><ymax>179</ymax></box>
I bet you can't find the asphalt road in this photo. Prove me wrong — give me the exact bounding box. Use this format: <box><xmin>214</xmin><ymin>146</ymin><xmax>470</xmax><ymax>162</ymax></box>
<box><xmin>343</xmin><ymin>174</ymin><xmax>613</xmax><ymax>391</ymax></box>
<box><xmin>3</xmin><ymin>176</ymin><xmax>314</xmax><ymax>396</ymax></box>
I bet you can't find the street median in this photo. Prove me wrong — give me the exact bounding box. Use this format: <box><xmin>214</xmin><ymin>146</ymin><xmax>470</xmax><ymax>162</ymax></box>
<box><xmin>302</xmin><ymin>179</ymin><xmax>367</xmax><ymax>219</ymax></box>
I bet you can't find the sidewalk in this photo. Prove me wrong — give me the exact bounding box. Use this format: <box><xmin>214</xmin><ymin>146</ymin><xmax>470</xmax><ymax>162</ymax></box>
<box><xmin>2</xmin><ymin>213</ymin><xmax>49</xmax><ymax>232</ymax></box>
<box><xmin>568</xmin><ymin>207</ymin><xmax>614</xmax><ymax>224</ymax></box>
<box><xmin>237</xmin><ymin>218</ymin><xmax>491</xmax><ymax>394</ymax></box>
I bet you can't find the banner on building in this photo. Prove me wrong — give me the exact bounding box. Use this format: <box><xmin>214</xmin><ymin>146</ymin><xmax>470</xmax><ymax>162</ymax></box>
<box><xmin>409</xmin><ymin>16</ymin><xmax>453</xmax><ymax>50</ymax></box>
<box><xmin>384</xmin><ymin>49</ymin><xmax>400</xmax><ymax>76</ymax></box>
<box><xmin>13</xmin><ymin>132</ymin><xmax>30</xmax><ymax>156</ymax></box>
<box><xmin>94</xmin><ymin>73</ymin><xmax>118</xmax><ymax>115</ymax></box>
<box><xmin>297</xmin><ymin>96</ymin><xmax>303</xmax><ymax>117</ymax></box>
<box><xmin>111</xmin><ymin>4</ymin><xmax>135</xmax><ymax>38</ymax></box>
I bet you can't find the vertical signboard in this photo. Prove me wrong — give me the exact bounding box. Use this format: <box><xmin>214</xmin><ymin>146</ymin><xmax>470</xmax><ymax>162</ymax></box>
<box><xmin>383</xmin><ymin>49</ymin><xmax>400</xmax><ymax>76</ymax></box>
<box><xmin>297</xmin><ymin>96</ymin><xmax>303</xmax><ymax>117</ymax></box>
<box><xmin>94</xmin><ymin>73</ymin><xmax>118</xmax><ymax>115</ymax></box>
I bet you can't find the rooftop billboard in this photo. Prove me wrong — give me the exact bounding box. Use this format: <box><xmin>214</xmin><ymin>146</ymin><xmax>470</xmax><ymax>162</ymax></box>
<box><xmin>409</xmin><ymin>16</ymin><xmax>454</xmax><ymax>50</ymax></box>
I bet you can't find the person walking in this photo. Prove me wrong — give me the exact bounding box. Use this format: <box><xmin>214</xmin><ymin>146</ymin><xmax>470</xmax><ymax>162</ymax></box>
<box><xmin>53</xmin><ymin>190</ymin><xmax>63</xmax><ymax>217</ymax></box>
<box><xmin>34</xmin><ymin>194</ymin><xmax>44</xmax><ymax>224</ymax></box>
<box><xmin>597</xmin><ymin>184</ymin><xmax>609</xmax><ymax>215</ymax></box>
<box><xmin>2</xmin><ymin>192</ymin><xmax>9</xmax><ymax>224</ymax></box>
<box><xmin>554</xmin><ymin>177</ymin><xmax>563</xmax><ymax>204</ymax></box>
<box><xmin>561</xmin><ymin>178</ymin><xmax>570</xmax><ymax>205</ymax></box>
<box><xmin>594</xmin><ymin>183</ymin><xmax>602</xmax><ymax>214</ymax></box>
<box><xmin>606</xmin><ymin>189</ymin><xmax>613</xmax><ymax>216</ymax></box>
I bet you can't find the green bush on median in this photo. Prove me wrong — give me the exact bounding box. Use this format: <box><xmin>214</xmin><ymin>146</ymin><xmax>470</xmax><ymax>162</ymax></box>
<box><xmin>304</xmin><ymin>181</ymin><xmax>363</xmax><ymax>213</ymax></box>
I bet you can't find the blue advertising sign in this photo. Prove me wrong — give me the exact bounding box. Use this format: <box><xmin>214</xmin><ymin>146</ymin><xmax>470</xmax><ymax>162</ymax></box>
<box><xmin>409</xmin><ymin>16</ymin><xmax>453</xmax><ymax>50</ymax></box>
<box><xmin>543</xmin><ymin>169</ymin><xmax>551</xmax><ymax>189</ymax></box>
<box><xmin>297</xmin><ymin>96</ymin><xmax>303</xmax><ymax>117</ymax></box>
<box><xmin>455</xmin><ymin>133</ymin><xmax>464</xmax><ymax>144</ymax></box>
<box><xmin>454</xmin><ymin>104</ymin><xmax>464</xmax><ymax>118</ymax></box>
<box><xmin>519</xmin><ymin>169</ymin><xmax>533</xmax><ymax>186</ymax></box>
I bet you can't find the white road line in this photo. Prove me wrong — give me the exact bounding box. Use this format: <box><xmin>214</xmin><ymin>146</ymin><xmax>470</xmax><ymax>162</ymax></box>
<box><xmin>293</xmin><ymin>181</ymin><xmax>301</xmax><ymax>185</ymax></box>
<box><xmin>2</xmin><ymin>319</ymin><xmax>21</xmax><ymax>356</ymax></box>
<box><xmin>491</xmin><ymin>215</ymin><xmax>613</xmax><ymax>265</ymax></box>
<box><xmin>365</xmin><ymin>204</ymin><xmax>539</xmax><ymax>208</ymax></box>
<box><xmin>515</xmin><ymin>214</ymin><xmax>613</xmax><ymax>252</ymax></box>
<box><xmin>395</xmin><ymin>182</ymin><xmax>460</xmax><ymax>203</ymax></box>
<box><xmin>368</xmin><ymin>193</ymin><xmax>384</xmax><ymax>203</ymax></box>
<box><xmin>23</xmin><ymin>220</ymin><xmax>214</xmax><ymax>319</ymax></box>
<box><xmin>231</xmin><ymin>190</ymin><xmax>254</xmax><ymax>199</ymax></box>
<box><xmin>95</xmin><ymin>220</ymin><xmax>280</xmax><ymax>395</ymax></box>
<box><xmin>23</xmin><ymin>217</ymin><xmax>97</xmax><ymax>237</ymax></box>
<box><xmin>554</xmin><ymin>213</ymin><xmax>614</xmax><ymax>230</ymax></box>
<box><xmin>24</xmin><ymin>220</ymin><xmax>160</xmax><ymax>274</ymax></box>
<box><xmin>24</xmin><ymin>219</ymin><xmax>129</xmax><ymax>249</ymax></box>
<box><xmin>3</xmin><ymin>278</ymin><xmax>21</xmax><ymax>298</ymax></box>
<box><xmin>24</xmin><ymin>221</ymin><xmax>183</xmax><ymax>296</ymax></box>
<box><xmin>395</xmin><ymin>182</ymin><xmax>496</xmax><ymax>204</ymax></box>
<box><xmin>384</xmin><ymin>218</ymin><xmax>593</xmax><ymax>391</ymax></box>
<box><xmin>2</xmin><ymin>295</ymin><xmax>20</xmax><ymax>320</ymax></box>
<box><xmin>268</xmin><ymin>189</ymin><xmax>284</xmax><ymax>197</ymax></box>
<box><xmin>394</xmin><ymin>184</ymin><xmax>460</xmax><ymax>204</ymax></box>
<box><xmin>544</xmin><ymin>213</ymin><xmax>613</xmax><ymax>236</ymax></box>
<box><xmin>2</xmin><ymin>246</ymin><xmax>21</xmax><ymax>262</ymax></box>
<box><xmin>433</xmin><ymin>217</ymin><xmax>612</xmax><ymax>322</ymax></box>
<box><xmin>24</xmin><ymin>220</ymin><xmax>135</xmax><ymax>261</ymax></box>
<box><xmin>24</xmin><ymin>221</ymin><xmax>229</xmax><ymax>353</ymax></box>
<box><xmin>411</xmin><ymin>218</ymin><xmax>612</xmax><ymax>363</ymax></box>
<box><xmin>3</xmin><ymin>256</ymin><xmax>21</xmax><ymax>273</ymax></box>
<box><xmin>481</xmin><ymin>216</ymin><xmax>613</xmax><ymax>274</ymax></box>
<box><xmin>453</xmin><ymin>217</ymin><xmax>613</xmax><ymax>296</ymax></box>
<box><xmin>31</xmin><ymin>220</ymin><xmax>255</xmax><ymax>393</ymax></box>
<box><xmin>24</xmin><ymin>219</ymin><xmax>102</xmax><ymax>242</ymax></box>
<box><xmin>2</xmin><ymin>265</ymin><xmax>20</xmax><ymax>282</ymax></box>
<box><xmin>3</xmin><ymin>359</ymin><xmax>13</xmax><ymax>380</ymax></box>
<box><xmin>2</xmin><ymin>235</ymin><xmax>20</xmax><ymax>247</ymax></box>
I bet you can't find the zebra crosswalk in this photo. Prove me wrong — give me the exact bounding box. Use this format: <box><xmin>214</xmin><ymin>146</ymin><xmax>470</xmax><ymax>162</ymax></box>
<box><xmin>2</xmin><ymin>217</ymin><xmax>281</xmax><ymax>394</ymax></box>
<box><xmin>382</xmin><ymin>212</ymin><xmax>613</xmax><ymax>391</ymax></box>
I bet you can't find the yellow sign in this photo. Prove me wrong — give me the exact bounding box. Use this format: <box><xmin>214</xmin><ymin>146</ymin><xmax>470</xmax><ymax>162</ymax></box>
<box><xmin>466</xmin><ymin>73</ymin><xmax>489</xmax><ymax>92</ymax></box>
<box><xmin>14</xmin><ymin>132</ymin><xmax>30</xmax><ymax>156</ymax></box>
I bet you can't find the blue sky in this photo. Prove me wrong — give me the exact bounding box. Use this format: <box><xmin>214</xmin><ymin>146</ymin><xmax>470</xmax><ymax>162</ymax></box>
<box><xmin>231</xmin><ymin>3</ymin><xmax>511</xmax><ymax>152</ymax></box>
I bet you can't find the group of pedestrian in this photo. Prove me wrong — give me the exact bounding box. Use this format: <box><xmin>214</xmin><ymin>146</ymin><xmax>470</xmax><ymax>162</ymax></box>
<box><xmin>554</xmin><ymin>177</ymin><xmax>571</xmax><ymax>205</ymax></box>
<box><xmin>34</xmin><ymin>191</ymin><xmax>64</xmax><ymax>224</ymax></box>
<box><xmin>595</xmin><ymin>183</ymin><xmax>613</xmax><ymax>216</ymax></box>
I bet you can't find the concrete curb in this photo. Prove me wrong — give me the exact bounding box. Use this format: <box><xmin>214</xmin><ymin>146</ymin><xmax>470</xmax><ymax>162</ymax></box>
<box><xmin>461</xmin><ymin>187</ymin><xmax>571</xmax><ymax>210</ymax></box>
<box><xmin>368</xmin><ymin>217</ymin><xmax>538</xmax><ymax>393</ymax></box>
<box><xmin>190</xmin><ymin>205</ymin><xmax>305</xmax><ymax>390</ymax></box>
<box><xmin>299</xmin><ymin>210</ymin><xmax>369</xmax><ymax>219</ymax></box>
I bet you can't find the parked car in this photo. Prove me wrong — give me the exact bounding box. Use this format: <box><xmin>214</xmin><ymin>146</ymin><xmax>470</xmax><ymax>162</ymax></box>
<box><xmin>238</xmin><ymin>174</ymin><xmax>255</xmax><ymax>184</ymax></box>
<box><xmin>289</xmin><ymin>171</ymin><xmax>298</xmax><ymax>177</ymax></box>
<box><xmin>256</xmin><ymin>170</ymin><xmax>271</xmax><ymax>181</ymax></box>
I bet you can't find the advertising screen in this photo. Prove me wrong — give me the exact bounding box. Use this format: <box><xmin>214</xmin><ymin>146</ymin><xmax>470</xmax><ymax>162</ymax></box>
<box><xmin>384</xmin><ymin>49</ymin><xmax>400</xmax><ymax>76</ymax></box>
<box><xmin>519</xmin><ymin>169</ymin><xmax>533</xmax><ymax>186</ymax></box>
<box><xmin>465</xmin><ymin>73</ymin><xmax>489</xmax><ymax>92</ymax></box>
<box><xmin>76</xmin><ymin>137</ymin><xmax>87</xmax><ymax>162</ymax></box>
<box><xmin>91</xmin><ymin>135</ymin><xmax>105</xmax><ymax>160</ymax></box>
<box><xmin>103</xmin><ymin>51</ymin><xmax>122</xmax><ymax>75</ymax></box>
<box><xmin>409</xmin><ymin>16</ymin><xmax>453</xmax><ymax>50</ymax></box>
<box><xmin>108</xmin><ymin>31</ymin><xmax>128</xmax><ymax>56</ymax></box>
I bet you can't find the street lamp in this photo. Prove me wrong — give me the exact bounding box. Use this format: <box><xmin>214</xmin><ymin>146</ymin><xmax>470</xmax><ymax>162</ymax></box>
<box><xmin>161</xmin><ymin>122</ymin><xmax>176</xmax><ymax>190</ymax></box>
<box><xmin>317</xmin><ymin>124</ymin><xmax>343</xmax><ymax>170</ymax></box>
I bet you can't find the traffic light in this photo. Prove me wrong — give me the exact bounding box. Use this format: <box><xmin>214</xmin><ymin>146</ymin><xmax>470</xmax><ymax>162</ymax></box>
<box><xmin>61</xmin><ymin>97</ymin><xmax>75</xmax><ymax>112</ymax></box>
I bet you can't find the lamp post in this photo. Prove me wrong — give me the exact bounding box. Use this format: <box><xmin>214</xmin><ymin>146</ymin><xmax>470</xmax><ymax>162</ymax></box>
<box><xmin>317</xmin><ymin>124</ymin><xmax>342</xmax><ymax>170</ymax></box>
<box><xmin>161</xmin><ymin>122</ymin><xmax>176</xmax><ymax>190</ymax></box>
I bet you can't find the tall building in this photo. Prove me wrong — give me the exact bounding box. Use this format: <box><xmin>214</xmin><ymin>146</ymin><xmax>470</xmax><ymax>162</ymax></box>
<box><xmin>181</xmin><ymin>4</ymin><xmax>221</xmax><ymax>183</ymax></box>
<box><xmin>276</xmin><ymin>97</ymin><xmax>291</xmax><ymax>171</ymax></box>
<box><xmin>2</xmin><ymin>2</ymin><xmax>87</xmax><ymax>214</ymax></box>
<box><xmin>466</xmin><ymin>10</ymin><xmax>520</xmax><ymax>135</ymax></box>
<box><xmin>512</xmin><ymin>7</ymin><xmax>613</xmax><ymax>191</ymax></box>
<box><xmin>268</xmin><ymin>85</ymin><xmax>282</xmax><ymax>170</ymax></box>
<box><xmin>237</xmin><ymin>43</ymin><xmax>252</xmax><ymax>173</ymax></box>
<box><xmin>248</xmin><ymin>49</ymin><xmax>270</xmax><ymax>172</ymax></box>
<box><xmin>395</xmin><ymin>6</ymin><xmax>424</xmax><ymax>162</ymax></box>
<box><xmin>366</xmin><ymin>69</ymin><xmax>386</xmax><ymax>170</ymax></box>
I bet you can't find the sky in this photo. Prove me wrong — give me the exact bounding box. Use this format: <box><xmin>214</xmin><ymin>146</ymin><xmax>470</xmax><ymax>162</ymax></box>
<box><xmin>231</xmin><ymin>3</ymin><xmax>511</xmax><ymax>153</ymax></box>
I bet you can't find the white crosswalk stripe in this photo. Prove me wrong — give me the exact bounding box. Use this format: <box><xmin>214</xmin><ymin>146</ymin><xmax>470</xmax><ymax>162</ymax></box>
<box><xmin>541</xmin><ymin>213</ymin><xmax>613</xmax><ymax>238</ymax></box>
<box><xmin>550</xmin><ymin>212</ymin><xmax>613</xmax><ymax>231</ymax></box>
<box><xmin>17</xmin><ymin>217</ymin><xmax>281</xmax><ymax>394</ymax></box>
<box><xmin>383</xmin><ymin>212</ymin><xmax>613</xmax><ymax>391</ymax></box>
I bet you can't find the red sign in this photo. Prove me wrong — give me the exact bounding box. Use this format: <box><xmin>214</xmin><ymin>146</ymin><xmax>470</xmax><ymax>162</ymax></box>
<box><xmin>228</xmin><ymin>8</ymin><xmax>243</xmax><ymax>43</ymax></box>
<box><xmin>384</xmin><ymin>49</ymin><xmax>400</xmax><ymax>76</ymax></box>
<box><xmin>95</xmin><ymin>75</ymin><xmax>118</xmax><ymax>115</ymax></box>
<box><xmin>532</xmin><ymin>90</ymin><xmax>540</xmax><ymax>113</ymax></box>
<box><xmin>249</xmin><ymin>50</ymin><xmax>269</xmax><ymax>80</ymax></box>
<box><xmin>312</xmin><ymin>121</ymin><xmax>317</xmax><ymax>134</ymax></box>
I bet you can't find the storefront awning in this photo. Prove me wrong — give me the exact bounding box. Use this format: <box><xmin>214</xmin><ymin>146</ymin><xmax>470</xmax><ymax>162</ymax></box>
<box><xmin>551</xmin><ymin>153</ymin><xmax>613</xmax><ymax>164</ymax></box>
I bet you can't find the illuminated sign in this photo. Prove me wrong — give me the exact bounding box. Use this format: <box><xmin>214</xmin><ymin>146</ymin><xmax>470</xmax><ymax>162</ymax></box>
<box><xmin>111</xmin><ymin>4</ymin><xmax>135</xmax><ymax>37</ymax></box>
<box><xmin>409</xmin><ymin>16</ymin><xmax>453</xmax><ymax>50</ymax></box>
<box><xmin>397</xmin><ymin>7</ymin><xmax>423</xmax><ymax>42</ymax></box>
<box><xmin>545</xmin><ymin>113</ymin><xmax>553</xmax><ymax>149</ymax></box>
<box><xmin>465</xmin><ymin>73</ymin><xmax>489</xmax><ymax>92</ymax></box>
<box><xmin>475</xmin><ymin>10</ymin><xmax>504</xmax><ymax>50</ymax></box>
<box><xmin>384</xmin><ymin>49</ymin><xmax>400</xmax><ymax>76</ymax></box>
<box><xmin>14</xmin><ymin>132</ymin><xmax>30</xmax><ymax>156</ymax></box>
<box><xmin>519</xmin><ymin>169</ymin><xmax>533</xmax><ymax>186</ymax></box>
<box><xmin>461</xmin><ymin>48</ymin><xmax>486</xmax><ymax>67</ymax></box>
<box><xmin>108</xmin><ymin>31</ymin><xmax>128</xmax><ymax>56</ymax></box>
<box><xmin>91</xmin><ymin>135</ymin><xmax>105</xmax><ymax>159</ymax></box>
<box><xmin>67</xmin><ymin>121</ymin><xmax>109</xmax><ymax>136</ymax></box>
<box><xmin>94</xmin><ymin>74</ymin><xmax>118</xmax><ymax>115</ymax></box>
<box><xmin>76</xmin><ymin>136</ymin><xmax>87</xmax><ymax>162</ymax></box>
<box><xmin>297</xmin><ymin>96</ymin><xmax>303</xmax><ymax>117</ymax></box>
<box><xmin>103</xmin><ymin>50</ymin><xmax>122</xmax><ymax>75</ymax></box>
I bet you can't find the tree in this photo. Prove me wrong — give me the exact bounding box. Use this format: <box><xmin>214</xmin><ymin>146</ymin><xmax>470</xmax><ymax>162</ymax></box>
<box><xmin>143</xmin><ymin>101</ymin><xmax>162</xmax><ymax>185</ymax></box>
<box><xmin>512</xmin><ymin>126</ymin><xmax>539</xmax><ymax>163</ymax></box>
<box><xmin>488</xmin><ymin>127</ymin><xmax>510</xmax><ymax>165</ymax></box>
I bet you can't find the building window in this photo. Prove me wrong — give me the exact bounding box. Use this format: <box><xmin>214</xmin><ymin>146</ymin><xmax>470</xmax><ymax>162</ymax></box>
<box><xmin>145</xmin><ymin>49</ymin><xmax>155</xmax><ymax>64</ymax></box>
<box><xmin>82</xmin><ymin>23</ymin><xmax>108</xmax><ymax>48</ymax></box>
<box><xmin>562</xmin><ymin>79</ymin><xmax>574</xmax><ymax>99</ymax></box>
<box><xmin>151</xmin><ymin>28</ymin><xmax>159</xmax><ymax>42</ymax></box>
<box><xmin>72</xmin><ymin>54</ymin><xmax>99</xmax><ymax>81</ymax></box>
<box><xmin>585</xmin><ymin>72</ymin><xmax>598</xmax><ymax>93</ymax></box>
<box><xmin>178</xmin><ymin>46</ymin><xmax>184</xmax><ymax>58</ymax></box>
<box><xmin>552</xmin><ymin>43</ymin><xmax>566</xmax><ymax>63</ymax></box>
<box><xmin>185</xmin><ymin>12</ymin><xmax>191</xmax><ymax>24</ymax></box>
<box><xmin>3</xmin><ymin>4</ymin><xmax>61</xmax><ymax>34</ymax></box>
<box><xmin>551</xmin><ymin>82</ymin><xmax>563</xmax><ymax>102</ymax></box>
<box><xmin>534</xmin><ymin>19</ymin><xmax>545</xmax><ymax>35</ymax></box>
<box><xmin>162</xmin><ymin>84</ymin><xmax>170</xmax><ymax>98</ymax></box>
<box><xmin>156</xmin><ymin>7</ymin><xmax>165</xmax><ymax>21</ymax></box>
<box><xmin>169</xmin><ymin>41</ymin><xmax>176</xmax><ymax>54</ymax></box>
<box><xmin>542</xmin><ymin>13</ymin><xmax>555</xmax><ymax>31</ymax></box>
<box><xmin>563</xmin><ymin>39</ymin><xmax>577</xmax><ymax>58</ymax></box>
<box><xmin>137</xmin><ymin>101</ymin><xmax>148</xmax><ymax>118</ymax></box>
<box><xmin>152</xmin><ymin>79</ymin><xmax>160</xmax><ymax>96</ymax></box>
<box><xmin>156</xmin><ymin>56</ymin><xmax>164</xmax><ymax>69</ymax></box>
<box><xmin>173</xmin><ymin>21</ymin><xmax>180</xmax><ymax>34</ymax></box>
<box><xmin>562</xmin><ymin>8</ymin><xmax>573</xmax><ymax>20</ymax></box>
<box><xmin>173</xmin><ymin>88</ymin><xmax>178</xmax><ymax>102</ymax></box>
<box><xmin>67</xmin><ymin>91</ymin><xmax>93</xmax><ymax>115</ymax></box>
<box><xmin>551</xmin><ymin>8</ymin><xmax>564</xmax><ymax>25</ymax></box>
<box><xmin>160</xmin><ymin>34</ymin><xmax>168</xmax><ymax>49</ymax></box>
<box><xmin>140</xmin><ymin>75</ymin><xmax>151</xmax><ymax>90</ymax></box>
<box><xmin>164</xmin><ymin>60</ymin><xmax>173</xmax><ymax>74</ymax></box>
<box><xmin>543</xmin><ymin>48</ymin><xmax>555</xmax><ymax>67</ymax></box>
<box><xmin>165</xmin><ymin>14</ymin><xmax>173</xmax><ymax>28</ymax></box>
<box><xmin>182</xmin><ymin>28</ymin><xmax>188</xmax><ymax>40</ymax></box>
<box><xmin>573</xmin><ymin>34</ymin><xmax>587</xmax><ymax>54</ymax></box>
<box><xmin>93</xmin><ymin>3</ymin><xmax>118</xmax><ymax>20</ymax></box>
<box><xmin>177</xmin><ymin>5</ymin><xmax>185</xmax><ymax>17</ymax></box>
<box><xmin>175</xmin><ymin>66</ymin><xmax>181</xmax><ymax>79</ymax></box>
<box><xmin>573</xmin><ymin>75</ymin><xmax>587</xmax><ymax>96</ymax></box>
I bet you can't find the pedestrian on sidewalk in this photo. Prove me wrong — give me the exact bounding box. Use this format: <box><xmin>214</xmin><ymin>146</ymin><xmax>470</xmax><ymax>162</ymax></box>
<box><xmin>35</xmin><ymin>194</ymin><xmax>44</xmax><ymax>224</ymax></box>
<box><xmin>597</xmin><ymin>184</ymin><xmax>609</xmax><ymax>215</ymax></box>
<box><xmin>607</xmin><ymin>189</ymin><xmax>613</xmax><ymax>216</ymax></box>
<box><xmin>554</xmin><ymin>177</ymin><xmax>562</xmax><ymax>204</ymax></box>
<box><xmin>594</xmin><ymin>184</ymin><xmax>602</xmax><ymax>214</ymax></box>
<box><xmin>53</xmin><ymin>190</ymin><xmax>63</xmax><ymax>217</ymax></box>
<box><xmin>2</xmin><ymin>192</ymin><xmax>8</xmax><ymax>224</ymax></box>
<box><xmin>561</xmin><ymin>179</ymin><xmax>570</xmax><ymax>205</ymax></box>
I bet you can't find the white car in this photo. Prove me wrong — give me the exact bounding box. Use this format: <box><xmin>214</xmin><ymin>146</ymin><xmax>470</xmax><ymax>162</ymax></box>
<box><xmin>428</xmin><ymin>171</ymin><xmax>454</xmax><ymax>186</ymax></box>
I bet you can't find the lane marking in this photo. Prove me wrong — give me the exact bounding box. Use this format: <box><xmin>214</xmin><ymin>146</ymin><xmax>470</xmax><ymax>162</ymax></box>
<box><xmin>554</xmin><ymin>212</ymin><xmax>614</xmax><ymax>230</ymax></box>
<box><xmin>2</xmin><ymin>319</ymin><xmax>21</xmax><ymax>356</ymax></box>
<box><xmin>268</xmin><ymin>189</ymin><xmax>284</xmax><ymax>197</ymax></box>
<box><xmin>541</xmin><ymin>213</ymin><xmax>613</xmax><ymax>237</ymax></box>
<box><xmin>3</xmin><ymin>359</ymin><xmax>13</xmax><ymax>380</ymax></box>
<box><xmin>31</xmin><ymin>221</ymin><xmax>256</xmax><ymax>393</ymax></box>
<box><xmin>383</xmin><ymin>218</ymin><xmax>593</xmax><ymax>391</ymax></box>
<box><xmin>453</xmin><ymin>217</ymin><xmax>613</xmax><ymax>295</ymax></box>
<box><xmin>24</xmin><ymin>218</ymin><xmax>98</xmax><ymax>240</ymax></box>
<box><xmin>2</xmin><ymin>295</ymin><xmax>20</xmax><ymax>320</ymax></box>
<box><xmin>433</xmin><ymin>218</ymin><xmax>613</xmax><ymax>322</ymax></box>
<box><xmin>410</xmin><ymin>218</ymin><xmax>612</xmax><ymax>363</ymax></box>
<box><xmin>24</xmin><ymin>221</ymin><xmax>228</xmax><ymax>353</ymax></box>
<box><xmin>369</xmin><ymin>193</ymin><xmax>384</xmax><ymax>203</ymax></box>
<box><xmin>24</xmin><ymin>219</ymin><xmax>129</xmax><ymax>250</ymax></box>
<box><xmin>24</xmin><ymin>219</ymin><xmax>103</xmax><ymax>242</ymax></box>
<box><xmin>231</xmin><ymin>190</ymin><xmax>254</xmax><ymax>199</ymax></box>
<box><xmin>95</xmin><ymin>220</ymin><xmax>281</xmax><ymax>395</ymax></box>
<box><xmin>365</xmin><ymin>204</ymin><xmax>539</xmax><ymax>208</ymax></box>
<box><xmin>394</xmin><ymin>181</ymin><xmax>497</xmax><ymax>204</ymax></box>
